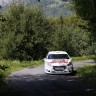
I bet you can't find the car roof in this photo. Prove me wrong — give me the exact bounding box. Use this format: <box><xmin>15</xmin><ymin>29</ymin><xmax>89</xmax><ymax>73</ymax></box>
<box><xmin>48</xmin><ymin>51</ymin><xmax>68</xmax><ymax>54</ymax></box>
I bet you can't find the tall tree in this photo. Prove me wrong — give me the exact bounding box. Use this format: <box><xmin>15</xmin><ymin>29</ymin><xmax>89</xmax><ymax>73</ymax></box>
<box><xmin>0</xmin><ymin>4</ymin><xmax>52</xmax><ymax>60</ymax></box>
<box><xmin>73</xmin><ymin>0</ymin><xmax>96</xmax><ymax>21</ymax></box>
<box><xmin>73</xmin><ymin>0</ymin><xmax>96</xmax><ymax>53</ymax></box>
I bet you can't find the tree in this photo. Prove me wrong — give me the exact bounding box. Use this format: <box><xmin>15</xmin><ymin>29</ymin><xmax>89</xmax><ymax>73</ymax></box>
<box><xmin>50</xmin><ymin>15</ymin><xmax>91</xmax><ymax>56</ymax></box>
<box><xmin>73</xmin><ymin>0</ymin><xmax>96</xmax><ymax>21</ymax></box>
<box><xmin>0</xmin><ymin>4</ymin><xmax>53</xmax><ymax>60</ymax></box>
<box><xmin>73</xmin><ymin>0</ymin><xmax>96</xmax><ymax>49</ymax></box>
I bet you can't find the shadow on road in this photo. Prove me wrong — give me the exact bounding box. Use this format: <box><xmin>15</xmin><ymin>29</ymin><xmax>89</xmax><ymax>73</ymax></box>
<box><xmin>6</xmin><ymin>71</ymin><xmax>96</xmax><ymax>96</ymax></box>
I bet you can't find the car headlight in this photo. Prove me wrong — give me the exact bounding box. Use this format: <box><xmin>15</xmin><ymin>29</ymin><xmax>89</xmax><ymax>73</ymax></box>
<box><xmin>46</xmin><ymin>62</ymin><xmax>51</xmax><ymax>66</ymax></box>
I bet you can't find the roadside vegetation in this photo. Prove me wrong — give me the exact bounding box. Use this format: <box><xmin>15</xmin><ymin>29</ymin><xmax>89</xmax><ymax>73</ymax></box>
<box><xmin>72</xmin><ymin>55</ymin><xmax>96</xmax><ymax>62</ymax></box>
<box><xmin>0</xmin><ymin>4</ymin><xmax>96</xmax><ymax>61</ymax></box>
<box><xmin>0</xmin><ymin>60</ymin><xmax>43</xmax><ymax>79</ymax></box>
<box><xmin>72</xmin><ymin>0</ymin><xmax>96</xmax><ymax>83</ymax></box>
<box><xmin>77</xmin><ymin>64</ymin><xmax>96</xmax><ymax>82</ymax></box>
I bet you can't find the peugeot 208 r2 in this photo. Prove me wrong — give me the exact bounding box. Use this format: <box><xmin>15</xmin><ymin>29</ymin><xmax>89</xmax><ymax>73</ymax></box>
<box><xmin>44</xmin><ymin>51</ymin><xmax>73</xmax><ymax>74</ymax></box>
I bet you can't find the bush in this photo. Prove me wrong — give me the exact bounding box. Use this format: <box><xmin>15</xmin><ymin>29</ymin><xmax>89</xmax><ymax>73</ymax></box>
<box><xmin>50</xmin><ymin>15</ymin><xmax>91</xmax><ymax>56</ymax></box>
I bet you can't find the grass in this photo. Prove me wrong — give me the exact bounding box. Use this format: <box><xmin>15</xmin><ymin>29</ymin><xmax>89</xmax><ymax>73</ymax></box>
<box><xmin>77</xmin><ymin>64</ymin><xmax>96</xmax><ymax>82</ymax></box>
<box><xmin>72</xmin><ymin>55</ymin><xmax>96</xmax><ymax>62</ymax></box>
<box><xmin>0</xmin><ymin>60</ymin><xmax>43</xmax><ymax>78</ymax></box>
<box><xmin>73</xmin><ymin>55</ymin><xmax>96</xmax><ymax>82</ymax></box>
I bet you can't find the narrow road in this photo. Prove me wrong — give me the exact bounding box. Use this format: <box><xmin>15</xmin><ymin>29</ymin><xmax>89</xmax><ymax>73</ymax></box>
<box><xmin>7</xmin><ymin>60</ymin><xmax>96</xmax><ymax>96</ymax></box>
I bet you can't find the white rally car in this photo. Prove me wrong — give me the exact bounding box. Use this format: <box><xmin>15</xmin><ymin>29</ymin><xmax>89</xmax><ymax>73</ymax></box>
<box><xmin>44</xmin><ymin>51</ymin><xmax>73</xmax><ymax>74</ymax></box>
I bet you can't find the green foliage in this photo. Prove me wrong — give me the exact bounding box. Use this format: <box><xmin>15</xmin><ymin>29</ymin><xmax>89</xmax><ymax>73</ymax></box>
<box><xmin>72</xmin><ymin>55</ymin><xmax>96</xmax><ymax>62</ymax></box>
<box><xmin>50</xmin><ymin>15</ymin><xmax>91</xmax><ymax>56</ymax></box>
<box><xmin>73</xmin><ymin>0</ymin><xmax>96</xmax><ymax>51</ymax></box>
<box><xmin>73</xmin><ymin>0</ymin><xmax>96</xmax><ymax>21</ymax></box>
<box><xmin>0</xmin><ymin>4</ymin><xmax>52</xmax><ymax>60</ymax></box>
<box><xmin>77</xmin><ymin>65</ymin><xmax>96</xmax><ymax>82</ymax></box>
<box><xmin>0</xmin><ymin>3</ymin><xmax>95</xmax><ymax>60</ymax></box>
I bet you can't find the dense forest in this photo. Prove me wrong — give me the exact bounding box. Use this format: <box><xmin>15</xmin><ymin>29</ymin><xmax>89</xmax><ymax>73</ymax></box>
<box><xmin>0</xmin><ymin>0</ymin><xmax>96</xmax><ymax>60</ymax></box>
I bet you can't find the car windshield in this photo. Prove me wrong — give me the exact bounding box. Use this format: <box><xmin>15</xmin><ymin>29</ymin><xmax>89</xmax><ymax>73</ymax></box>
<box><xmin>48</xmin><ymin>54</ymin><xmax>69</xmax><ymax>59</ymax></box>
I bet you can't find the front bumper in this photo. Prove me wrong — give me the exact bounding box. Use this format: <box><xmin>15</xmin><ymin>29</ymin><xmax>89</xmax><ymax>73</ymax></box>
<box><xmin>45</xmin><ymin>64</ymin><xmax>73</xmax><ymax>74</ymax></box>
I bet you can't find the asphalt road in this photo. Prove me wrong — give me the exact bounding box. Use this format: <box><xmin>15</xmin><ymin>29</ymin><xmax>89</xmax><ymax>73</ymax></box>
<box><xmin>7</xmin><ymin>60</ymin><xmax>96</xmax><ymax>96</ymax></box>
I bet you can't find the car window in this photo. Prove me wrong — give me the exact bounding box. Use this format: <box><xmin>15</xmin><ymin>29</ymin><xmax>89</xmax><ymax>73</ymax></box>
<box><xmin>48</xmin><ymin>54</ymin><xmax>69</xmax><ymax>59</ymax></box>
